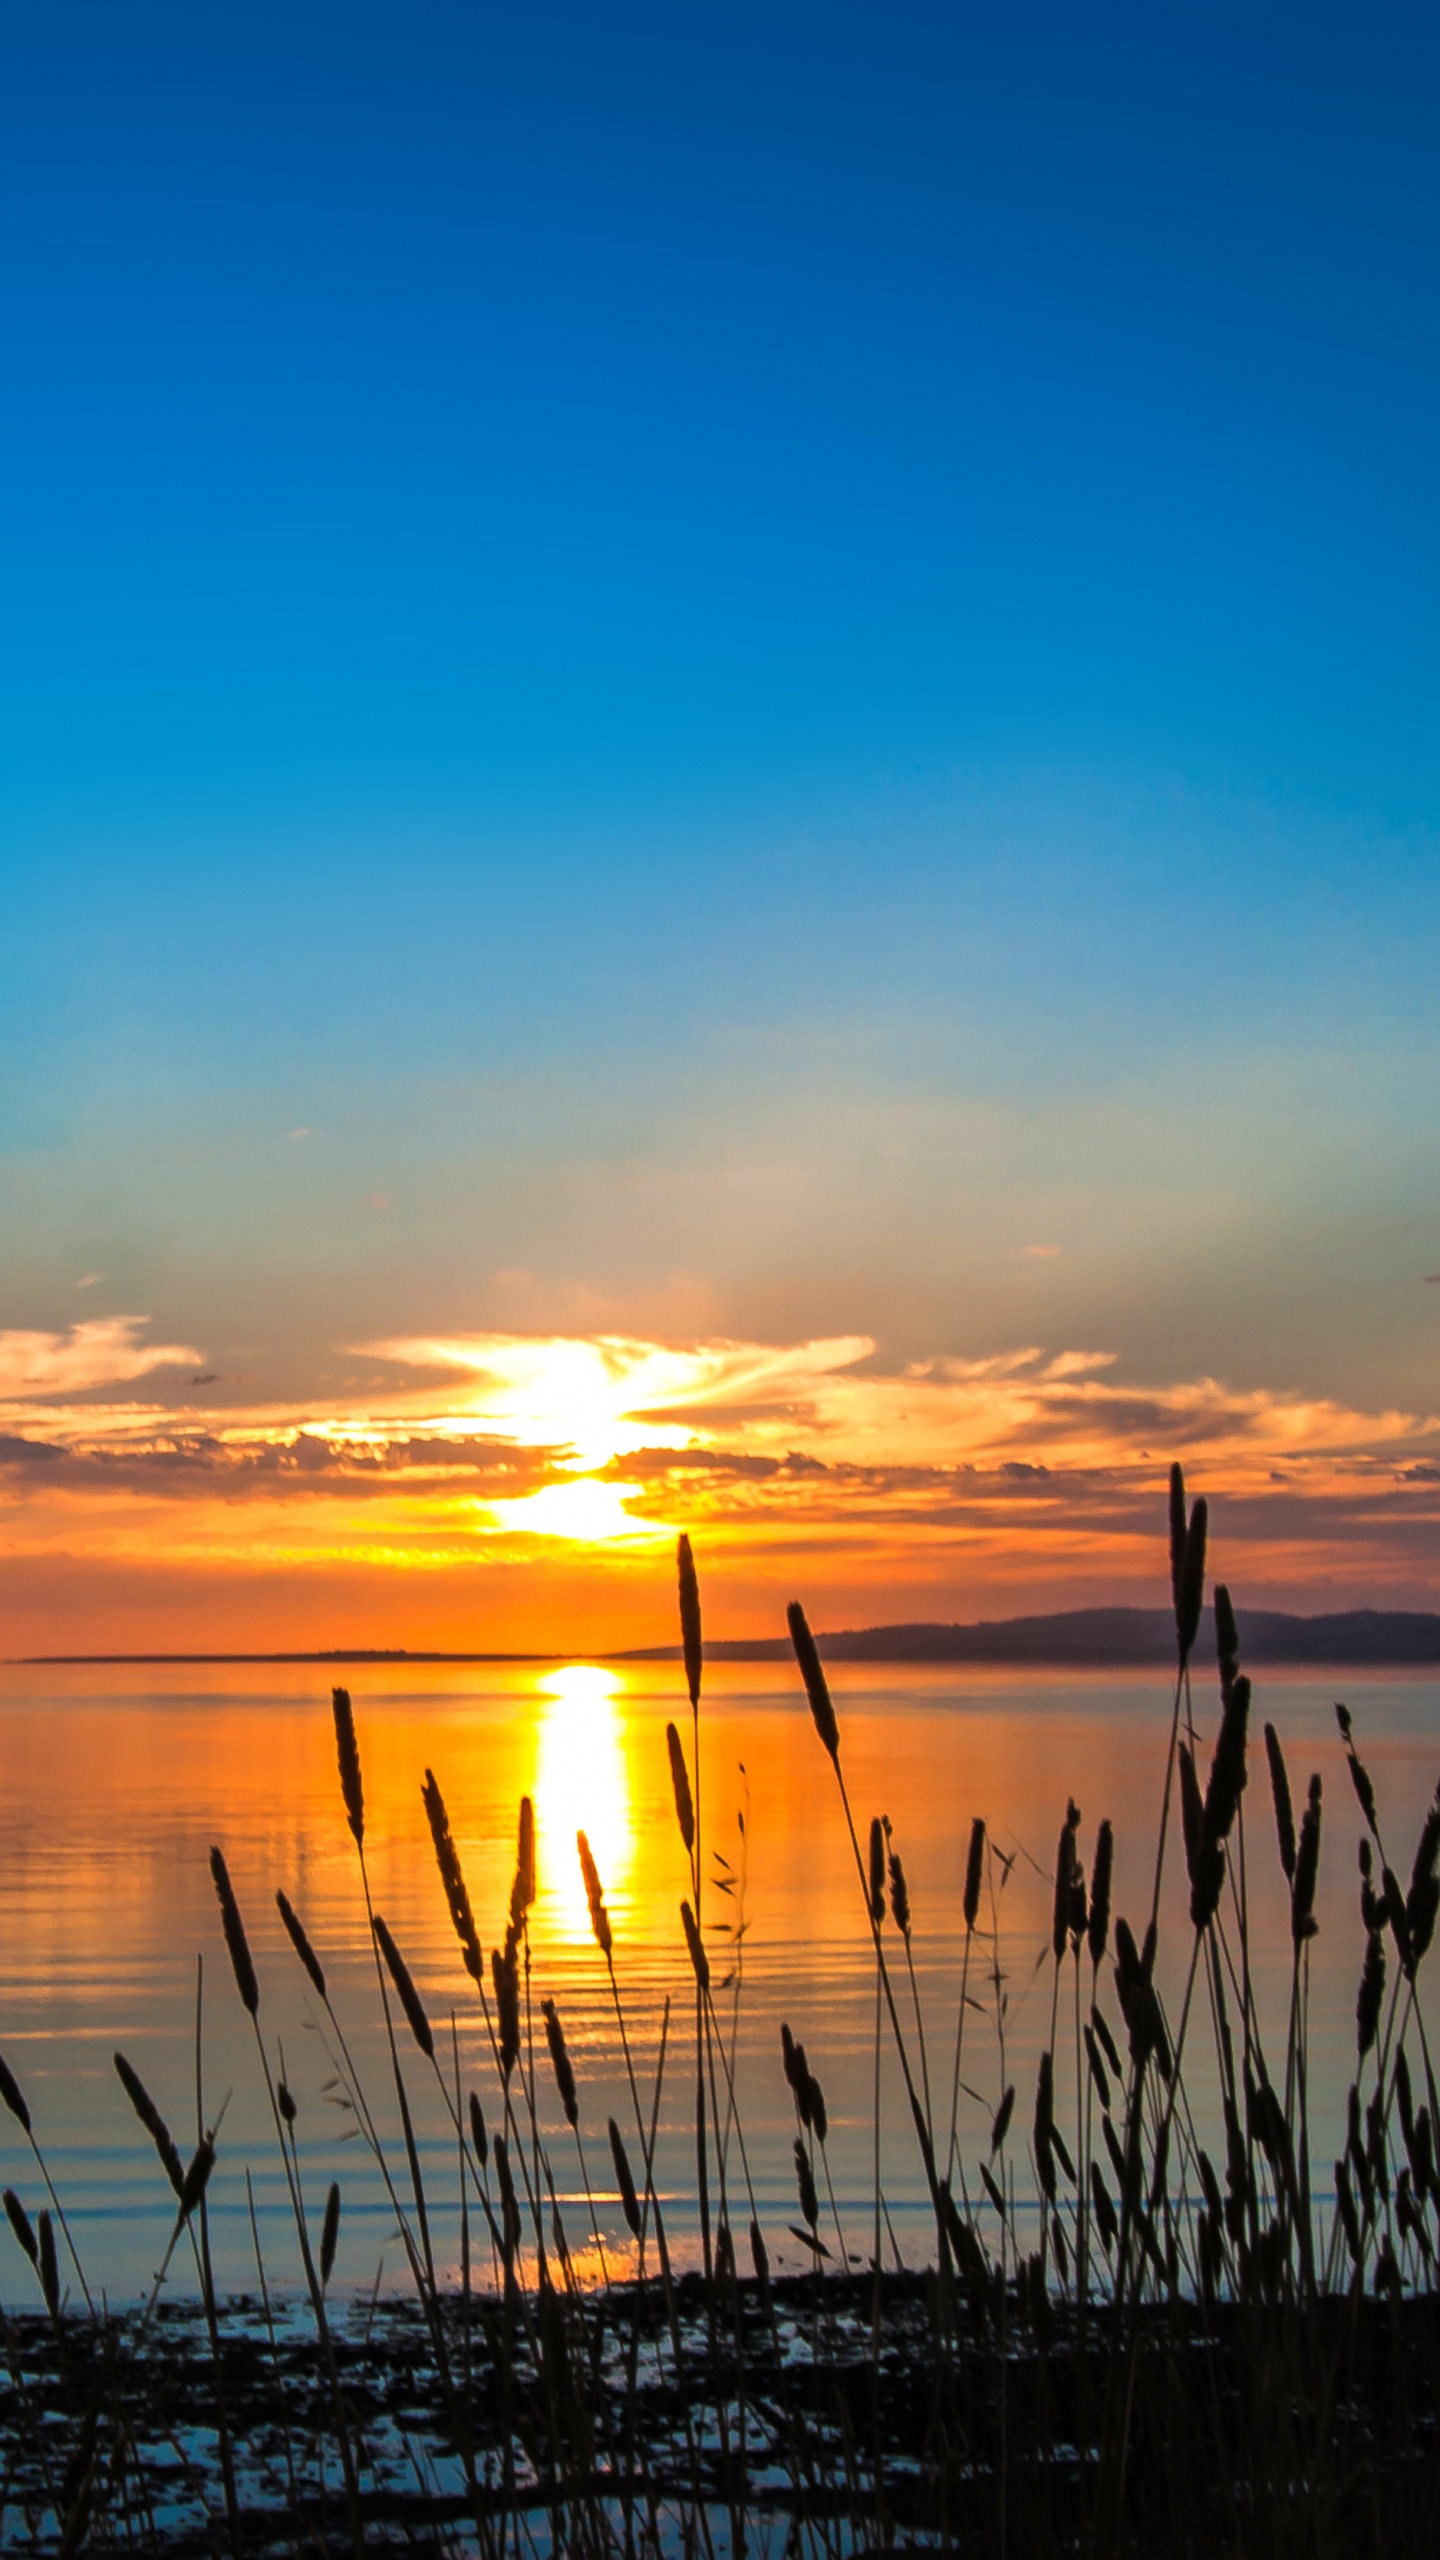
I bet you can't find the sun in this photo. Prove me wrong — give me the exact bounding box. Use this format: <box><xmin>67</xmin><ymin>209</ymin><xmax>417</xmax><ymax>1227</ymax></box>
<box><xmin>484</xmin><ymin>1476</ymin><xmax>661</xmax><ymax>1545</ymax></box>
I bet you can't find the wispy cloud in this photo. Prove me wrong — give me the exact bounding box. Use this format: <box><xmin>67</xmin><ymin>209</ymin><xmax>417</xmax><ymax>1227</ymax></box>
<box><xmin>360</xmin><ymin>1330</ymin><xmax>875</xmax><ymax>1466</ymax></box>
<box><xmin>0</xmin><ymin>1318</ymin><xmax>201</xmax><ymax>1401</ymax></box>
<box><xmin>3</xmin><ymin>1326</ymin><xmax>1438</xmax><ymax>1646</ymax></box>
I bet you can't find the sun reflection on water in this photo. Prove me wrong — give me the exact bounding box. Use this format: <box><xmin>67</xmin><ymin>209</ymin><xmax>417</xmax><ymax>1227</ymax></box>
<box><xmin>533</xmin><ymin>1664</ymin><xmax>632</xmax><ymax>1936</ymax></box>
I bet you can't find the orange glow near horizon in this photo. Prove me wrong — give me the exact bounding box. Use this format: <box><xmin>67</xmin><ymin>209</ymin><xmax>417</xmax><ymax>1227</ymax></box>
<box><xmin>2</xmin><ymin>1320</ymin><xmax>1439</xmax><ymax>1653</ymax></box>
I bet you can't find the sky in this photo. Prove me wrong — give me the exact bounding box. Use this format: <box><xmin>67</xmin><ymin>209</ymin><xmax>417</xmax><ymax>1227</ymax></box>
<box><xmin>2</xmin><ymin>0</ymin><xmax>1439</xmax><ymax>1654</ymax></box>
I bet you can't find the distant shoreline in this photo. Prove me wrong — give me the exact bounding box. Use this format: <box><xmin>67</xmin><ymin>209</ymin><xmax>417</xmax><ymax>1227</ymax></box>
<box><xmin>16</xmin><ymin>1602</ymin><xmax>1440</xmax><ymax>1669</ymax></box>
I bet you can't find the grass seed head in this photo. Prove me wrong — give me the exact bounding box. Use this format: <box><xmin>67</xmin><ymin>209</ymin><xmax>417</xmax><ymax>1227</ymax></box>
<box><xmin>577</xmin><ymin>1831</ymin><xmax>613</xmax><ymax>1958</ymax></box>
<box><xmin>608</xmin><ymin>2118</ymin><xmax>642</xmax><ymax>2237</ymax></box>
<box><xmin>511</xmin><ymin>1796</ymin><xmax>536</xmax><ymax>1929</ymax></box>
<box><xmin>1359</xmin><ymin>1840</ymin><xmax>1387</xmax><ymax>1934</ymax></box>
<box><xmin>114</xmin><ymin>2052</ymin><xmax>184</xmax><ymax>2198</ymax></box>
<box><xmin>667</xmin><ymin>1723</ymin><xmax>696</xmax><ymax>1856</ymax></box>
<box><xmin>421</xmin><ymin>1771</ymin><xmax>481</xmax><ymax>1982</ymax></box>
<box><xmin>869</xmin><ymin>1817</ymin><xmax>887</xmax><ymax>1925</ymax></box>
<box><xmin>677</xmin><ymin>1533</ymin><xmax>703</xmax><ymax>1710</ymax></box>
<box><xmin>1410</xmin><ymin>1873</ymin><xmax>1440</xmax><ymax>1971</ymax></box>
<box><xmin>542</xmin><ymin>1998</ymin><xmax>578</xmax><ymax>2127</ymax></box>
<box><xmin>1090</xmin><ymin>2002</ymin><xmax>1122</xmax><ymax>2081</ymax></box>
<box><xmin>1203</xmin><ymin>1673</ymin><xmax>1251</xmax><ymax>1845</ymax></box>
<box><xmin>963</xmin><ymin>1817</ymin><xmax>986</xmax><ymax>1933</ymax></box>
<box><xmin>1050</xmin><ymin>1802</ymin><xmax>1071</xmax><ymax>1955</ymax></box>
<box><xmin>275</xmin><ymin>1890</ymin><xmax>328</xmax><ymax>2002</ymax></box>
<box><xmin>1396</xmin><ymin>2051</ymin><xmax>1417</xmax><ymax>2148</ymax></box>
<box><xmin>681</xmin><ymin>1897</ymin><xmax>710</xmax><ymax>1994</ymax></box>
<box><xmin>1168</xmin><ymin>1463</ymin><xmax>1188</xmax><ymax>1616</ymax></box>
<box><xmin>1264</xmin><ymin>1724</ymin><xmax>1296</xmax><ymax>1882</ymax></box>
<box><xmin>4</xmin><ymin>2189</ymin><xmax>37</xmax><ymax>2265</ymax></box>
<box><xmin>1179</xmin><ymin>1743</ymin><xmax>1203</xmax><ymax>1886</ymax></box>
<box><xmin>494</xmin><ymin>2135</ymin><xmax>522</xmax><ymax>2258</ymax></box>
<box><xmin>320</xmin><ymin>2181</ymin><xmax>341</xmax><ymax>2286</ymax></box>
<box><xmin>1384</xmin><ymin>1865</ymin><xmax>1415</xmax><ymax>1979</ymax></box>
<box><xmin>1335</xmin><ymin>2154</ymin><xmax>1362</xmax><ymax>2265</ymax></box>
<box><xmin>1051</xmin><ymin>1815</ymin><xmax>1075</xmax><ymax>1960</ymax></box>
<box><xmin>1090</xmin><ymin>2162</ymin><xmax>1118</xmax><ymax>2255</ymax></box>
<box><xmin>790</xmin><ymin>2038</ymin><xmax>815</xmax><ymax>2132</ymax></box>
<box><xmin>787</xmin><ymin>1602</ymin><xmax>839</xmax><ymax>1763</ymax></box>
<box><xmin>807</xmin><ymin>2068</ymin><xmax>828</xmax><ymax>2145</ymax></box>
<box><xmin>1292</xmin><ymin>1774</ymin><xmax>1322</xmax><ymax>1944</ymax></box>
<box><xmin>1175</xmin><ymin>1494</ymin><xmax>1207</xmax><ymax>1662</ymax></box>
<box><xmin>209</xmin><ymin>1846</ymin><xmax>259</xmax><ymax>2017</ymax></box>
<box><xmin>37</xmin><ymin>2211</ymin><xmax>58</xmax><ymax>2318</ymax></box>
<box><xmin>491</xmin><ymin>1941</ymin><xmax>520</xmax><ymax>2080</ymax></box>
<box><xmin>1357</xmin><ymin>1931</ymin><xmax>1385</xmax><ymax>2060</ymax></box>
<box><xmin>372</xmin><ymin>1915</ymin><xmax>434</xmax><ymax>2060</ymax></box>
<box><xmin>1033</xmin><ymin>2050</ymin><xmax>1056</xmax><ymax>2202</ymax></box>
<box><xmin>0</xmin><ymin>2053</ymin><xmax>31</xmax><ymax>2139</ymax></box>
<box><xmin>1406</xmin><ymin>1790</ymin><xmax>1440</xmax><ymax>1961</ymax></box>
<box><xmin>1087</xmin><ymin>1821</ymin><xmax>1113</xmax><ymax>1966</ymax></box>
<box><xmin>1215</xmin><ymin>1583</ymin><xmax>1240</xmax><ymax>1705</ymax></box>
<box><xmin>332</xmin><ymin>1687</ymin><xmax>364</xmax><ymax>1847</ymax></box>
<box><xmin>1338</xmin><ymin>1706</ymin><xmax>1380</xmax><ymax>1835</ymax></box>
<box><xmin>179</xmin><ymin>2137</ymin><xmax>216</xmax><ymax>2222</ymax></box>
<box><xmin>793</xmin><ymin>2136</ymin><xmax>819</xmax><ymax>2231</ymax></box>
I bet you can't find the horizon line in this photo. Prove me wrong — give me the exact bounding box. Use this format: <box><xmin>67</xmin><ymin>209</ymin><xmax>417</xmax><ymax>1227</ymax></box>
<box><xmin>16</xmin><ymin>1596</ymin><xmax>1440</xmax><ymax>1671</ymax></box>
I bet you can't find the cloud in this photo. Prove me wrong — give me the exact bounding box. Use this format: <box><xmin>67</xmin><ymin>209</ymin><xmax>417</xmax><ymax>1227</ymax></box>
<box><xmin>0</xmin><ymin>1318</ymin><xmax>201</xmax><ymax>1400</ymax></box>
<box><xmin>359</xmin><ymin>1330</ymin><xmax>875</xmax><ymax>1465</ymax></box>
<box><xmin>6</xmin><ymin>1324</ymin><xmax>1440</xmax><ymax>1625</ymax></box>
<box><xmin>0</xmin><ymin>1424</ymin><xmax>561</xmax><ymax>1502</ymax></box>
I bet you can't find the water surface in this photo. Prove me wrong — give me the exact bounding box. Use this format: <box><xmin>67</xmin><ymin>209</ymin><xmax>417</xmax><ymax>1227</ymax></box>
<box><xmin>0</xmin><ymin>1657</ymin><xmax>1435</xmax><ymax>2300</ymax></box>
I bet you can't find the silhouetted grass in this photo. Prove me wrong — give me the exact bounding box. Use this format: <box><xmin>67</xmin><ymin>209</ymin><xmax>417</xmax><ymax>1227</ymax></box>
<box><xmin>2</xmin><ymin>1469</ymin><xmax>1440</xmax><ymax>2554</ymax></box>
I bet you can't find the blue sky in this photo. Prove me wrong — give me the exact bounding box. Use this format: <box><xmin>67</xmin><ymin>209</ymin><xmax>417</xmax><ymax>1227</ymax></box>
<box><xmin>2</xmin><ymin>3</ymin><xmax>1438</xmax><ymax>1636</ymax></box>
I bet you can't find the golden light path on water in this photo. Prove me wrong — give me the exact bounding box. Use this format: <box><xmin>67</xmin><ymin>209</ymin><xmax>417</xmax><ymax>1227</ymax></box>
<box><xmin>532</xmin><ymin>1663</ymin><xmax>633</xmax><ymax>1933</ymax></box>
<box><xmin>1</xmin><ymin>1655</ymin><xmax>1438</xmax><ymax>2298</ymax></box>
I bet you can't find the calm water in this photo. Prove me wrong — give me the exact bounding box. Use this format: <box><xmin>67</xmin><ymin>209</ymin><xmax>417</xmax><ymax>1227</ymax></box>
<box><xmin>0</xmin><ymin>1656</ymin><xmax>1436</xmax><ymax>2301</ymax></box>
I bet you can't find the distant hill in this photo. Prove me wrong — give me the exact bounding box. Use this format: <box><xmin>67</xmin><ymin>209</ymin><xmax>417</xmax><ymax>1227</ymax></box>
<box><xmin>619</xmin><ymin>1606</ymin><xmax>1440</xmax><ymax>1668</ymax></box>
<box><xmin>20</xmin><ymin>1607</ymin><xmax>1440</xmax><ymax>1670</ymax></box>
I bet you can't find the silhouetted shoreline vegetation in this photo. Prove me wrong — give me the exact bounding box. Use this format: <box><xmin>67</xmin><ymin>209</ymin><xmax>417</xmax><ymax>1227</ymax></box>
<box><xmin>3</xmin><ymin>1477</ymin><xmax>1439</xmax><ymax>2553</ymax></box>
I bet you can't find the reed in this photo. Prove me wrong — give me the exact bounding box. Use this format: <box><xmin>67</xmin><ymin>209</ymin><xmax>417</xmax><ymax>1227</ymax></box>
<box><xmin>3</xmin><ymin>1495</ymin><xmax>1440</xmax><ymax>2557</ymax></box>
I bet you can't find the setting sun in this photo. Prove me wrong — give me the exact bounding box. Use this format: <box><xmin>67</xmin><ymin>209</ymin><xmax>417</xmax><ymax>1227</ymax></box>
<box><xmin>484</xmin><ymin>1476</ymin><xmax>662</xmax><ymax>1545</ymax></box>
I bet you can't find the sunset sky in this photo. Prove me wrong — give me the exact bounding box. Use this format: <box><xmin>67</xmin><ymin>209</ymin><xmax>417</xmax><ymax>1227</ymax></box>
<box><xmin>3</xmin><ymin>2</ymin><xmax>1438</xmax><ymax>1653</ymax></box>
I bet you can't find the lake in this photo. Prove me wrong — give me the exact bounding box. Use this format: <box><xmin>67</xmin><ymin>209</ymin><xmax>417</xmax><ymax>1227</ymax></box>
<box><xmin>0</xmin><ymin>1655</ymin><xmax>1435</xmax><ymax>2301</ymax></box>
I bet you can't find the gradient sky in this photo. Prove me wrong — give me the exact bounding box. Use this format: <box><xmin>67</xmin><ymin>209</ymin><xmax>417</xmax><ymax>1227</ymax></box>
<box><xmin>3</xmin><ymin>2</ymin><xmax>1439</xmax><ymax>1651</ymax></box>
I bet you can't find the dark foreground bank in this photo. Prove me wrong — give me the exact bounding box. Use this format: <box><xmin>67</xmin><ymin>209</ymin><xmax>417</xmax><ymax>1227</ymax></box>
<box><xmin>4</xmin><ymin>2271</ymin><xmax>1439</xmax><ymax>2558</ymax></box>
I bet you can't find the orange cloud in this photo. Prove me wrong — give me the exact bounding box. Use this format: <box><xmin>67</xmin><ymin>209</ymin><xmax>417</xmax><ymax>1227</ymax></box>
<box><xmin>2</xmin><ymin>1326</ymin><xmax>1438</xmax><ymax>1654</ymax></box>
